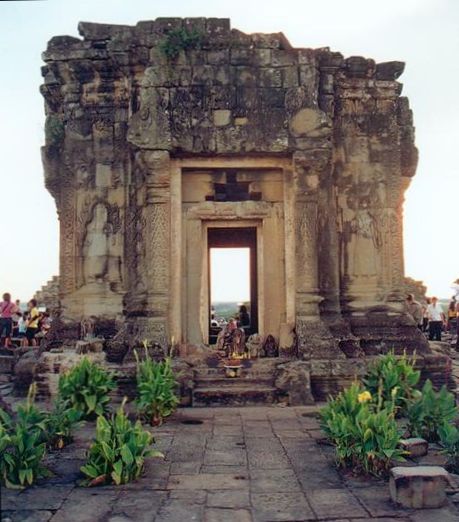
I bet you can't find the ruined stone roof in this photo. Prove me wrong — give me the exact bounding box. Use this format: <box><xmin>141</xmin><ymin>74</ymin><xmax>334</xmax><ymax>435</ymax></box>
<box><xmin>41</xmin><ymin>17</ymin><xmax>415</xmax><ymax>168</ymax></box>
<box><xmin>43</xmin><ymin>17</ymin><xmax>406</xmax><ymax>83</ymax></box>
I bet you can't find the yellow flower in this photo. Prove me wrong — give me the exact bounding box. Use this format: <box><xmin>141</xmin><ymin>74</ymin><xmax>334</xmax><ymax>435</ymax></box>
<box><xmin>358</xmin><ymin>391</ymin><xmax>372</xmax><ymax>403</ymax></box>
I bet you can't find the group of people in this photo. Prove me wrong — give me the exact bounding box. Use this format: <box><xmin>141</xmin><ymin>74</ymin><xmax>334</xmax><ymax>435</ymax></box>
<box><xmin>406</xmin><ymin>293</ymin><xmax>459</xmax><ymax>343</ymax></box>
<box><xmin>0</xmin><ymin>293</ymin><xmax>51</xmax><ymax>349</ymax></box>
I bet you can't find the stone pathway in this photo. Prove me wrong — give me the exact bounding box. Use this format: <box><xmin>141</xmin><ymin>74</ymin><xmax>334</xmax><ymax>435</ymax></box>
<box><xmin>1</xmin><ymin>406</ymin><xmax>459</xmax><ymax>522</ymax></box>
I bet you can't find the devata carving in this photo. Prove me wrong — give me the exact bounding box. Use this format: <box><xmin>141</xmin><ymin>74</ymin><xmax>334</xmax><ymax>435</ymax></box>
<box><xmin>41</xmin><ymin>17</ymin><xmax>440</xmax><ymax>361</ymax></box>
<box><xmin>82</xmin><ymin>202</ymin><xmax>122</xmax><ymax>286</ymax></box>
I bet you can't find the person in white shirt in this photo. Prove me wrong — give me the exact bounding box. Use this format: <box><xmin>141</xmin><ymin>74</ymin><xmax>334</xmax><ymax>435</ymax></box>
<box><xmin>426</xmin><ymin>296</ymin><xmax>445</xmax><ymax>341</ymax></box>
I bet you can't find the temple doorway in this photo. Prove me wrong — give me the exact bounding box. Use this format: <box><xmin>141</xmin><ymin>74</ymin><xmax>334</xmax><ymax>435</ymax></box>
<box><xmin>208</xmin><ymin>227</ymin><xmax>258</xmax><ymax>344</ymax></box>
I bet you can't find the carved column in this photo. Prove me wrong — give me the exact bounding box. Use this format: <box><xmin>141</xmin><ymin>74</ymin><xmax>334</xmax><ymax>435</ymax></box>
<box><xmin>42</xmin><ymin>147</ymin><xmax>77</xmax><ymax>304</ymax></box>
<box><xmin>381</xmin><ymin>175</ymin><xmax>409</xmax><ymax>311</ymax></box>
<box><xmin>293</xmin><ymin>150</ymin><xmax>342</xmax><ymax>359</ymax></box>
<box><xmin>128</xmin><ymin>149</ymin><xmax>171</xmax><ymax>346</ymax></box>
<box><xmin>57</xmin><ymin>175</ymin><xmax>77</xmax><ymax>301</ymax></box>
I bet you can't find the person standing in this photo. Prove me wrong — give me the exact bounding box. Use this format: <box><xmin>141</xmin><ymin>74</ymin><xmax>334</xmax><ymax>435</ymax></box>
<box><xmin>406</xmin><ymin>294</ymin><xmax>423</xmax><ymax>330</ymax></box>
<box><xmin>427</xmin><ymin>296</ymin><xmax>445</xmax><ymax>342</ymax></box>
<box><xmin>25</xmin><ymin>299</ymin><xmax>40</xmax><ymax>347</ymax></box>
<box><xmin>422</xmin><ymin>298</ymin><xmax>430</xmax><ymax>332</ymax></box>
<box><xmin>0</xmin><ymin>293</ymin><xmax>20</xmax><ymax>348</ymax></box>
<box><xmin>238</xmin><ymin>304</ymin><xmax>251</xmax><ymax>331</ymax></box>
<box><xmin>12</xmin><ymin>299</ymin><xmax>22</xmax><ymax>337</ymax></box>
<box><xmin>447</xmin><ymin>297</ymin><xmax>457</xmax><ymax>333</ymax></box>
<box><xmin>17</xmin><ymin>312</ymin><xmax>28</xmax><ymax>347</ymax></box>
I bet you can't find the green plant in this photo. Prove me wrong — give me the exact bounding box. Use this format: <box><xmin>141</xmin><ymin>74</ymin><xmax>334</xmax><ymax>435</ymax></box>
<box><xmin>320</xmin><ymin>383</ymin><xmax>367</xmax><ymax>439</ymax></box>
<box><xmin>439</xmin><ymin>423</ymin><xmax>459</xmax><ymax>473</ymax></box>
<box><xmin>135</xmin><ymin>349</ymin><xmax>179</xmax><ymax>426</ymax></box>
<box><xmin>407</xmin><ymin>380</ymin><xmax>457</xmax><ymax>441</ymax></box>
<box><xmin>45</xmin><ymin>114</ymin><xmax>65</xmax><ymax>146</ymax></box>
<box><xmin>81</xmin><ymin>399</ymin><xmax>162</xmax><ymax>486</ymax></box>
<box><xmin>159</xmin><ymin>27</ymin><xmax>203</xmax><ymax>59</ymax></box>
<box><xmin>46</xmin><ymin>399</ymin><xmax>83</xmax><ymax>450</ymax></box>
<box><xmin>58</xmin><ymin>358</ymin><xmax>116</xmax><ymax>419</ymax></box>
<box><xmin>320</xmin><ymin>384</ymin><xmax>405</xmax><ymax>475</ymax></box>
<box><xmin>15</xmin><ymin>384</ymin><xmax>48</xmax><ymax>443</ymax></box>
<box><xmin>0</xmin><ymin>407</ymin><xmax>48</xmax><ymax>489</ymax></box>
<box><xmin>363</xmin><ymin>351</ymin><xmax>421</xmax><ymax>416</ymax></box>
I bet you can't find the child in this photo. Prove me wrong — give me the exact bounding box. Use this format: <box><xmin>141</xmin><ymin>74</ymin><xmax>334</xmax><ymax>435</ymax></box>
<box><xmin>17</xmin><ymin>312</ymin><xmax>28</xmax><ymax>347</ymax></box>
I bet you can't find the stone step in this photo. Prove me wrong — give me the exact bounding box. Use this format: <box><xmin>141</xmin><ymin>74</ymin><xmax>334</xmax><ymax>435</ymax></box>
<box><xmin>195</xmin><ymin>376</ymin><xmax>274</xmax><ymax>387</ymax></box>
<box><xmin>194</xmin><ymin>367</ymin><xmax>277</xmax><ymax>378</ymax></box>
<box><xmin>192</xmin><ymin>384</ymin><xmax>277</xmax><ymax>407</ymax></box>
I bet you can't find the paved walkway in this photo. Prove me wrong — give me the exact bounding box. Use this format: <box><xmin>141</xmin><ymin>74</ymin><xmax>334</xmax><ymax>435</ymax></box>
<box><xmin>1</xmin><ymin>406</ymin><xmax>459</xmax><ymax>522</ymax></box>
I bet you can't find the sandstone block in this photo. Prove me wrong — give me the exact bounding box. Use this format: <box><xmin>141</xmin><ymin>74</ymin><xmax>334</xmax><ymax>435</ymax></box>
<box><xmin>275</xmin><ymin>360</ymin><xmax>314</xmax><ymax>405</ymax></box>
<box><xmin>400</xmin><ymin>438</ymin><xmax>429</xmax><ymax>458</ymax></box>
<box><xmin>289</xmin><ymin>108</ymin><xmax>331</xmax><ymax>137</ymax></box>
<box><xmin>75</xmin><ymin>339</ymin><xmax>104</xmax><ymax>354</ymax></box>
<box><xmin>389</xmin><ymin>466</ymin><xmax>449</xmax><ymax>509</ymax></box>
<box><xmin>213</xmin><ymin>109</ymin><xmax>231</xmax><ymax>127</ymax></box>
<box><xmin>376</xmin><ymin>61</ymin><xmax>405</xmax><ymax>80</ymax></box>
<box><xmin>207</xmin><ymin>49</ymin><xmax>229</xmax><ymax>65</ymax></box>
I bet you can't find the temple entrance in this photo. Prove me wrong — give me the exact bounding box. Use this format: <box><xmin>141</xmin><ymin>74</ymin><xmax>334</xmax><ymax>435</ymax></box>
<box><xmin>178</xmin><ymin>160</ymin><xmax>291</xmax><ymax>346</ymax></box>
<box><xmin>208</xmin><ymin>227</ymin><xmax>258</xmax><ymax>344</ymax></box>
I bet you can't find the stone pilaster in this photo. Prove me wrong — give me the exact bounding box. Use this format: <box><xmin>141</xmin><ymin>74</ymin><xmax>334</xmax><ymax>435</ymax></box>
<box><xmin>125</xmin><ymin>150</ymin><xmax>171</xmax><ymax>346</ymax></box>
<box><xmin>293</xmin><ymin>149</ymin><xmax>343</xmax><ymax>359</ymax></box>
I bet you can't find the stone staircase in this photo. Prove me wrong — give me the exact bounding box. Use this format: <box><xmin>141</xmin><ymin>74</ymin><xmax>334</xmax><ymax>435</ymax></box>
<box><xmin>192</xmin><ymin>358</ymin><xmax>284</xmax><ymax>407</ymax></box>
<box><xmin>0</xmin><ymin>352</ymin><xmax>16</xmax><ymax>410</ymax></box>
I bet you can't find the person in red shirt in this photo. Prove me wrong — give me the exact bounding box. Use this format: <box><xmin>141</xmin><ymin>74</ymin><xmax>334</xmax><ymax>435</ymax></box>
<box><xmin>0</xmin><ymin>293</ymin><xmax>21</xmax><ymax>349</ymax></box>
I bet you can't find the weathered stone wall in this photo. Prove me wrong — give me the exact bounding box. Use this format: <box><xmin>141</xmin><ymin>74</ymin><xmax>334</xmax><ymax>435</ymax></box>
<box><xmin>41</xmin><ymin>17</ymin><xmax>429</xmax><ymax>358</ymax></box>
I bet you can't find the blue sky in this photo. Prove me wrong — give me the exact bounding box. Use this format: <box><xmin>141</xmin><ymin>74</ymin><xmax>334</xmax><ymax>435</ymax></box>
<box><xmin>0</xmin><ymin>0</ymin><xmax>458</xmax><ymax>301</ymax></box>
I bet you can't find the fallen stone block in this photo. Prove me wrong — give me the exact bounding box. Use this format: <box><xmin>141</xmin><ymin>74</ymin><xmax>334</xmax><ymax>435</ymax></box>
<box><xmin>75</xmin><ymin>340</ymin><xmax>104</xmax><ymax>354</ymax></box>
<box><xmin>390</xmin><ymin>465</ymin><xmax>449</xmax><ymax>508</ymax></box>
<box><xmin>400</xmin><ymin>437</ymin><xmax>429</xmax><ymax>458</ymax></box>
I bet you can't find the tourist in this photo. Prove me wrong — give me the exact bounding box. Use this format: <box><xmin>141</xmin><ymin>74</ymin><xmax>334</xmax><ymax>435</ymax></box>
<box><xmin>447</xmin><ymin>297</ymin><xmax>457</xmax><ymax>333</ymax></box>
<box><xmin>451</xmin><ymin>278</ymin><xmax>459</xmax><ymax>300</ymax></box>
<box><xmin>11</xmin><ymin>299</ymin><xmax>22</xmax><ymax>336</ymax></box>
<box><xmin>421</xmin><ymin>298</ymin><xmax>431</xmax><ymax>332</ymax></box>
<box><xmin>426</xmin><ymin>296</ymin><xmax>445</xmax><ymax>342</ymax></box>
<box><xmin>17</xmin><ymin>312</ymin><xmax>28</xmax><ymax>347</ymax></box>
<box><xmin>406</xmin><ymin>294</ymin><xmax>423</xmax><ymax>330</ymax></box>
<box><xmin>0</xmin><ymin>293</ymin><xmax>21</xmax><ymax>348</ymax></box>
<box><xmin>238</xmin><ymin>305</ymin><xmax>250</xmax><ymax>331</ymax></box>
<box><xmin>25</xmin><ymin>299</ymin><xmax>40</xmax><ymax>346</ymax></box>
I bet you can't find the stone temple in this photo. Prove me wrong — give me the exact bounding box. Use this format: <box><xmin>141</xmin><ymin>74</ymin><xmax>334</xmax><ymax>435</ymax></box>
<box><xmin>40</xmin><ymin>18</ymin><xmax>451</xmax><ymax>403</ymax></box>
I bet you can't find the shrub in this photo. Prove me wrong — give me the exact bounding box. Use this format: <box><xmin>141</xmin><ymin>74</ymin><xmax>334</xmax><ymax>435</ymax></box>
<box><xmin>10</xmin><ymin>384</ymin><xmax>48</xmax><ymax>445</ymax></box>
<box><xmin>135</xmin><ymin>350</ymin><xmax>179</xmax><ymax>426</ymax></box>
<box><xmin>363</xmin><ymin>351</ymin><xmax>421</xmax><ymax>416</ymax></box>
<box><xmin>81</xmin><ymin>399</ymin><xmax>162</xmax><ymax>486</ymax></box>
<box><xmin>46</xmin><ymin>399</ymin><xmax>83</xmax><ymax>450</ymax></box>
<box><xmin>439</xmin><ymin>423</ymin><xmax>459</xmax><ymax>473</ymax></box>
<box><xmin>0</xmin><ymin>407</ymin><xmax>47</xmax><ymax>489</ymax></box>
<box><xmin>407</xmin><ymin>380</ymin><xmax>457</xmax><ymax>442</ymax></box>
<box><xmin>320</xmin><ymin>384</ymin><xmax>405</xmax><ymax>475</ymax></box>
<box><xmin>320</xmin><ymin>383</ymin><xmax>367</xmax><ymax>438</ymax></box>
<box><xmin>159</xmin><ymin>27</ymin><xmax>203</xmax><ymax>59</ymax></box>
<box><xmin>58</xmin><ymin>358</ymin><xmax>116</xmax><ymax>419</ymax></box>
<box><xmin>0</xmin><ymin>384</ymin><xmax>82</xmax><ymax>488</ymax></box>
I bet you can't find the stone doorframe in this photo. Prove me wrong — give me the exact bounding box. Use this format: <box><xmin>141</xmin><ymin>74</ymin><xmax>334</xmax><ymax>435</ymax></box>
<box><xmin>170</xmin><ymin>157</ymin><xmax>295</xmax><ymax>345</ymax></box>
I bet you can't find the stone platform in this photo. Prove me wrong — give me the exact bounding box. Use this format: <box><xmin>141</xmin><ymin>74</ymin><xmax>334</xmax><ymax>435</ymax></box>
<box><xmin>4</xmin><ymin>342</ymin><xmax>455</xmax><ymax>408</ymax></box>
<box><xmin>2</xmin><ymin>406</ymin><xmax>459</xmax><ymax>522</ymax></box>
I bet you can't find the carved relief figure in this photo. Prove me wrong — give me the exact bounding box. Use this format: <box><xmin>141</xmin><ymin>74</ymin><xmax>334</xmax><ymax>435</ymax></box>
<box><xmin>82</xmin><ymin>203</ymin><xmax>122</xmax><ymax>286</ymax></box>
<box><xmin>349</xmin><ymin>198</ymin><xmax>381</xmax><ymax>278</ymax></box>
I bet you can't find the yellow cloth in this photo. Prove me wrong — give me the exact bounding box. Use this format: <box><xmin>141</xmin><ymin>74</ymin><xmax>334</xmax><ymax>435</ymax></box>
<box><xmin>28</xmin><ymin>308</ymin><xmax>40</xmax><ymax>328</ymax></box>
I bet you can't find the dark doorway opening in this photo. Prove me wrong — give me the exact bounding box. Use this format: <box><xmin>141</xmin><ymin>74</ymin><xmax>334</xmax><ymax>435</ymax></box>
<box><xmin>208</xmin><ymin>227</ymin><xmax>258</xmax><ymax>344</ymax></box>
